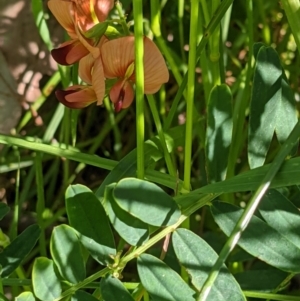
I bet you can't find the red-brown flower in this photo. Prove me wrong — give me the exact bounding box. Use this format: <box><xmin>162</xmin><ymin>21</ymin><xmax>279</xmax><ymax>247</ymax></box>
<box><xmin>48</xmin><ymin>0</ymin><xmax>114</xmax><ymax>65</ymax></box>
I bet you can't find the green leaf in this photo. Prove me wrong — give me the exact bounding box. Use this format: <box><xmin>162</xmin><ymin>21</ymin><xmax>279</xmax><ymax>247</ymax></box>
<box><xmin>0</xmin><ymin>224</ymin><xmax>40</xmax><ymax>277</ymax></box>
<box><xmin>95</xmin><ymin>124</ymin><xmax>187</xmax><ymax>198</ymax></box>
<box><xmin>100</xmin><ymin>275</ymin><xmax>134</xmax><ymax>301</ymax></box>
<box><xmin>248</xmin><ymin>46</ymin><xmax>282</xmax><ymax>168</ymax></box>
<box><xmin>276</xmin><ymin>72</ymin><xmax>298</xmax><ymax>150</ymax></box>
<box><xmin>113</xmin><ymin>178</ymin><xmax>181</xmax><ymax>226</ymax></box>
<box><xmin>103</xmin><ymin>184</ymin><xmax>149</xmax><ymax>246</ymax></box>
<box><xmin>0</xmin><ymin>203</ymin><xmax>9</xmax><ymax>220</ymax></box>
<box><xmin>71</xmin><ymin>291</ymin><xmax>99</xmax><ymax>301</ymax></box>
<box><xmin>84</xmin><ymin>22</ymin><xmax>108</xmax><ymax>38</ymax></box>
<box><xmin>32</xmin><ymin>257</ymin><xmax>62</xmax><ymax>301</ymax></box>
<box><xmin>211</xmin><ymin>201</ymin><xmax>300</xmax><ymax>273</ymax></box>
<box><xmin>259</xmin><ymin>189</ymin><xmax>300</xmax><ymax>249</ymax></box>
<box><xmin>50</xmin><ymin>224</ymin><xmax>86</xmax><ymax>284</ymax></box>
<box><xmin>173</xmin><ymin>229</ymin><xmax>245</xmax><ymax>301</ymax></box>
<box><xmin>66</xmin><ymin>184</ymin><xmax>116</xmax><ymax>265</ymax></box>
<box><xmin>16</xmin><ymin>292</ymin><xmax>35</xmax><ymax>301</ymax></box>
<box><xmin>137</xmin><ymin>254</ymin><xmax>195</xmax><ymax>301</ymax></box>
<box><xmin>234</xmin><ymin>268</ymin><xmax>288</xmax><ymax>292</ymax></box>
<box><xmin>206</xmin><ymin>84</ymin><xmax>233</xmax><ymax>182</ymax></box>
<box><xmin>197</xmin><ymin>157</ymin><xmax>300</xmax><ymax>194</ymax></box>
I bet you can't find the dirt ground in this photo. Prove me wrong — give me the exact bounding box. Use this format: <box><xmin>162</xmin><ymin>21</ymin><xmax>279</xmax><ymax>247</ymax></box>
<box><xmin>0</xmin><ymin>0</ymin><xmax>63</xmax><ymax>133</ymax></box>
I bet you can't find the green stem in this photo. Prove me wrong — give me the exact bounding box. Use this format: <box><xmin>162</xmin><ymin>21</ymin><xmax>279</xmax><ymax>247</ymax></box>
<box><xmin>35</xmin><ymin>152</ymin><xmax>47</xmax><ymax>257</ymax></box>
<box><xmin>147</xmin><ymin>95</ymin><xmax>176</xmax><ymax>177</ymax></box>
<box><xmin>198</xmin><ymin>120</ymin><xmax>300</xmax><ymax>300</ymax></box>
<box><xmin>133</xmin><ymin>0</ymin><xmax>145</xmax><ymax>179</ymax></box>
<box><xmin>151</xmin><ymin>0</ymin><xmax>183</xmax><ymax>85</ymax></box>
<box><xmin>178</xmin><ymin>0</ymin><xmax>186</xmax><ymax>62</ymax></box>
<box><xmin>183</xmin><ymin>0</ymin><xmax>198</xmax><ymax>191</ymax></box>
<box><xmin>226</xmin><ymin>0</ymin><xmax>253</xmax><ymax>179</ymax></box>
<box><xmin>210</xmin><ymin>0</ymin><xmax>221</xmax><ymax>85</ymax></box>
<box><xmin>115</xmin><ymin>1</ymin><xmax>131</xmax><ymax>35</ymax></box>
<box><xmin>10</xmin><ymin>151</ymin><xmax>20</xmax><ymax>240</ymax></box>
<box><xmin>164</xmin><ymin>0</ymin><xmax>234</xmax><ymax>130</ymax></box>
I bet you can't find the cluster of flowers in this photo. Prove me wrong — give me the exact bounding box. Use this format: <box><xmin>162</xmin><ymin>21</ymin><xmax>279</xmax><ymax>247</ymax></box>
<box><xmin>48</xmin><ymin>0</ymin><xmax>169</xmax><ymax>111</ymax></box>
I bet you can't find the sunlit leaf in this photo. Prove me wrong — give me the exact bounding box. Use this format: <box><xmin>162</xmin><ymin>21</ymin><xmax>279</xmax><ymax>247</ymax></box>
<box><xmin>32</xmin><ymin>257</ymin><xmax>61</xmax><ymax>301</ymax></box>
<box><xmin>113</xmin><ymin>178</ymin><xmax>181</xmax><ymax>226</ymax></box>
<box><xmin>50</xmin><ymin>224</ymin><xmax>86</xmax><ymax>284</ymax></box>
<box><xmin>211</xmin><ymin>201</ymin><xmax>300</xmax><ymax>273</ymax></box>
<box><xmin>173</xmin><ymin>229</ymin><xmax>245</xmax><ymax>301</ymax></box>
<box><xmin>137</xmin><ymin>254</ymin><xmax>195</xmax><ymax>301</ymax></box>
<box><xmin>66</xmin><ymin>184</ymin><xmax>116</xmax><ymax>265</ymax></box>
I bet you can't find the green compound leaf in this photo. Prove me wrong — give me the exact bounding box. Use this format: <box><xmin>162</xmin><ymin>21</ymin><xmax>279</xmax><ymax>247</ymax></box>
<box><xmin>173</xmin><ymin>229</ymin><xmax>245</xmax><ymax>301</ymax></box>
<box><xmin>113</xmin><ymin>178</ymin><xmax>181</xmax><ymax>227</ymax></box>
<box><xmin>259</xmin><ymin>189</ymin><xmax>300</xmax><ymax>249</ymax></box>
<box><xmin>66</xmin><ymin>184</ymin><xmax>116</xmax><ymax>265</ymax></box>
<box><xmin>211</xmin><ymin>201</ymin><xmax>300</xmax><ymax>273</ymax></box>
<box><xmin>103</xmin><ymin>184</ymin><xmax>149</xmax><ymax>246</ymax></box>
<box><xmin>32</xmin><ymin>257</ymin><xmax>62</xmax><ymax>301</ymax></box>
<box><xmin>137</xmin><ymin>253</ymin><xmax>195</xmax><ymax>301</ymax></box>
<box><xmin>50</xmin><ymin>224</ymin><xmax>86</xmax><ymax>284</ymax></box>
<box><xmin>248</xmin><ymin>45</ymin><xmax>297</xmax><ymax>168</ymax></box>
<box><xmin>100</xmin><ymin>275</ymin><xmax>134</xmax><ymax>301</ymax></box>
<box><xmin>0</xmin><ymin>224</ymin><xmax>40</xmax><ymax>277</ymax></box>
<box><xmin>206</xmin><ymin>84</ymin><xmax>233</xmax><ymax>182</ymax></box>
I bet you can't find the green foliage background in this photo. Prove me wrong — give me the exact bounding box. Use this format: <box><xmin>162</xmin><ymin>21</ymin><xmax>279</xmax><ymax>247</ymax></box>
<box><xmin>1</xmin><ymin>0</ymin><xmax>300</xmax><ymax>300</ymax></box>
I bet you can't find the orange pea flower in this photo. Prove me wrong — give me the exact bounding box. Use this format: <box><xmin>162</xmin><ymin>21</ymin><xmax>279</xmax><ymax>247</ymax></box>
<box><xmin>48</xmin><ymin>0</ymin><xmax>114</xmax><ymax>65</ymax></box>
<box><xmin>100</xmin><ymin>36</ymin><xmax>169</xmax><ymax>111</ymax></box>
<box><xmin>56</xmin><ymin>36</ymin><xmax>169</xmax><ymax>111</ymax></box>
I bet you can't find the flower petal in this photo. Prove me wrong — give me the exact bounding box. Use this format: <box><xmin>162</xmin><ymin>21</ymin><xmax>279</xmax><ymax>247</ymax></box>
<box><xmin>101</xmin><ymin>36</ymin><xmax>169</xmax><ymax>94</ymax></box>
<box><xmin>55</xmin><ymin>85</ymin><xmax>97</xmax><ymax>109</ymax></box>
<box><xmin>109</xmin><ymin>79</ymin><xmax>134</xmax><ymax>111</ymax></box>
<box><xmin>94</xmin><ymin>0</ymin><xmax>114</xmax><ymax>22</ymax></box>
<box><xmin>74</xmin><ymin>0</ymin><xmax>114</xmax><ymax>31</ymax></box>
<box><xmin>101</xmin><ymin>36</ymin><xmax>135</xmax><ymax>78</ymax></box>
<box><xmin>51</xmin><ymin>39</ymin><xmax>89</xmax><ymax>65</ymax></box>
<box><xmin>48</xmin><ymin>0</ymin><xmax>76</xmax><ymax>37</ymax></box>
<box><xmin>92</xmin><ymin>58</ymin><xmax>106</xmax><ymax>105</ymax></box>
<box><xmin>79</xmin><ymin>53</ymin><xmax>95</xmax><ymax>84</ymax></box>
<box><xmin>143</xmin><ymin>37</ymin><xmax>169</xmax><ymax>94</ymax></box>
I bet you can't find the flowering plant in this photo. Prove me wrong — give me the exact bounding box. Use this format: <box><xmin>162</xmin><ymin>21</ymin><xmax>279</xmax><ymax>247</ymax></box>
<box><xmin>48</xmin><ymin>0</ymin><xmax>169</xmax><ymax>111</ymax></box>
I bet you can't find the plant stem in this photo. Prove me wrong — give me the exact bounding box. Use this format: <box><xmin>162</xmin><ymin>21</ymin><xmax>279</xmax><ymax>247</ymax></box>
<box><xmin>133</xmin><ymin>0</ymin><xmax>145</xmax><ymax>179</ymax></box>
<box><xmin>183</xmin><ymin>0</ymin><xmax>198</xmax><ymax>191</ymax></box>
